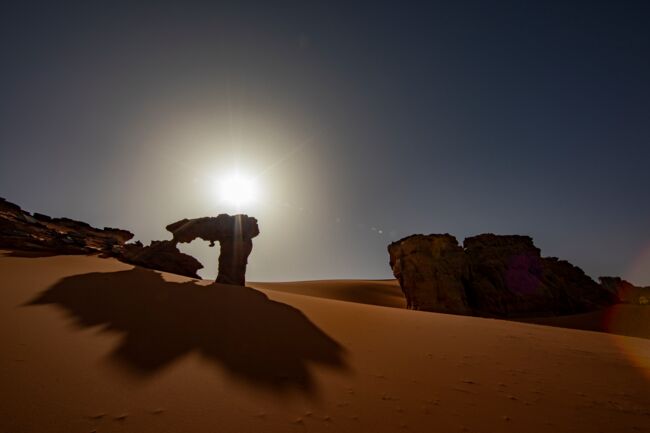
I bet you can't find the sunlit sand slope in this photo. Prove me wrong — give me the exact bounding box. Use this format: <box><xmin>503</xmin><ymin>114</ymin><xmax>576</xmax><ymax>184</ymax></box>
<box><xmin>0</xmin><ymin>251</ymin><xmax>649</xmax><ymax>433</ymax></box>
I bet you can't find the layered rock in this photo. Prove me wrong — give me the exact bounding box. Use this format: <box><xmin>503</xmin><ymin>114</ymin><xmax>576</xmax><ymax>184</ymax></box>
<box><xmin>166</xmin><ymin>215</ymin><xmax>260</xmax><ymax>286</ymax></box>
<box><xmin>0</xmin><ymin>197</ymin><xmax>134</xmax><ymax>254</ymax></box>
<box><xmin>389</xmin><ymin>233</ymin><xmax>617</xmax><ymax>317</ymax></box>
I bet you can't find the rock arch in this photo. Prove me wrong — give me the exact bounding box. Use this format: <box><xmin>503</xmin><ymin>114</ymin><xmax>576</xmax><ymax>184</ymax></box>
<box><xmin>166</xmin><ymin>214</ymin><xmax>260</xmax><ymax>286</ymax></box>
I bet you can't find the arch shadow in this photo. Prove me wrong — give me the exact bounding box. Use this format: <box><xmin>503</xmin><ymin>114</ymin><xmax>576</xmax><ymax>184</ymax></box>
<box><xmin>27</xmin><ymin>267</ymin><xmax>347</xmax><ymax>393</ymax></box>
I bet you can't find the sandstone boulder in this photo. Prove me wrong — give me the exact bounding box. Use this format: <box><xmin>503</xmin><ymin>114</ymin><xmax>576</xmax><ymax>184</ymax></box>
<box><xmin>389</xmin><ymin>233</ymin><xmax>617</xmax><ymax>317</ymax></box>
<box><xmin>388</xmin><ymin>234</ymin><xmax>470</xmax><ymax>314</ymax></box>
<box><xmin>463</xmin><ymin>234</ymin><xmax>545</xmax><ymax>316</ymax></box>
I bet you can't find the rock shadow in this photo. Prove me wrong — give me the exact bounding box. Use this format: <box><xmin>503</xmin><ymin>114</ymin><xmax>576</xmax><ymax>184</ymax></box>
<box><xmin>27</xmin><ymin>267</ymin><xmax>347</xmax><ymax>393</ymax></box>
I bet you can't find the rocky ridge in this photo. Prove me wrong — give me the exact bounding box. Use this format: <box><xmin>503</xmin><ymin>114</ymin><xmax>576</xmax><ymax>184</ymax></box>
<box><xmin>389</xmin><ymin>233</ymin><xmax>621</xmax><ymax>317</ymax></box>
<box><xmin>0</xmin><ymin>197</ymin><xmax>258</xmax><ymax>283</ymax></box>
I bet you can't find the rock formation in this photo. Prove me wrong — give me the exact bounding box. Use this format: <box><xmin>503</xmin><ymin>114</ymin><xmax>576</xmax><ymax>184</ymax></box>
<box><xmin>119</xmin><ymin>240</ymin><xmax>204</xmax><ymax>279</ymax></box>
<box><xmin>0</xmin><ymin>197</ymin><xmax>259</xmax><ymax>283</ymax></box>
<box><xmin>165</xmin><ymin>215</ymin><xmax>260</xmax><ymax>286</ymax></box>
<box><xmin>389</xmin><ymin>233</ymin><xmax>618</xmax><ymax>317</ymax></box>
<box><xmin>0</xmin><ymin>197</ymin><xmax>134</xmax><ymax>254</ymax></box>
<box><xmin>599</xmin><ymin>277</ymin><xmax>650</xmax><ymax>305</ymax></box>
<box><xmin>388</xmin><ymin>234</ymin><xmax>471</xmax><ymax>314</ymax></box>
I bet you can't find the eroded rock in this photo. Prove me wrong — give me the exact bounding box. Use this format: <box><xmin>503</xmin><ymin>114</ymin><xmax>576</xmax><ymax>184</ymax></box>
<box><xmin>389</xmin><ymin>233</ymin><xmax>617</xmax><ymax>317</ymax></box>
<box><xmin>599</xmin><ymin>277</ymin><xmax>650</xmax><ymax>305</ymax></box>
<box><xmin>0</xmin><ymin>197</ymin><xmax>210</xmax><ymax>279</ymax></box>
<box><xmin>165</xmin><ymin>215</ymin><xmax>260</xmax><ymax>286</ymax></box>
<box><xmin>119</xmin><ymin>240</ymin><xmax>204</xmax><ymax>279</ymax></box>
<box><xmin>388</xmin><ymin>234</ymin><xmax>470</xmax><ymax>314</ymax></box>
<box><xmin>0</xmin><ymin>197</ymin><xmax>134</xmax><ymax>255</ymax></box>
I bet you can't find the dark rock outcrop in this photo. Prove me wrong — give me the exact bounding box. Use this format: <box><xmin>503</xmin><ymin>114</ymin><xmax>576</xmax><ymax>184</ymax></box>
<box><xmin>599</xmin><ymin>277</ymin><xmax>650</xmax><ymax>305</ymax></box>
<box><xmin>0</xmin><ymin>197</ymin><xmax>259</xmax><ymax>282</ymax></box>
<box><xmin>165</xmin><ymin>215</ymin><xmax>260</xmax><ymax>286</ymax></box>
<box><xmin>463</xmin><ymin>234</ymin><xmax>544</xmax><ymax>316</ymax></box>
<box><xmin>389</xmin><ymin>233</ymin><xmax>618</xmax><ymax>317</ymax></box>
<box><xmin>0</xmin><ymin>197</ymin><xmax>134</xmax><ymax>255</ymax></box>
<box><xmin>388</xmin><ymin>234</ymin><xmax>470</xmax><ymax>314</ymax></box>
<box><xmin>119</xmin><ymin>240</ymin><xmax>204</xmax><ymax>279</ymax></box>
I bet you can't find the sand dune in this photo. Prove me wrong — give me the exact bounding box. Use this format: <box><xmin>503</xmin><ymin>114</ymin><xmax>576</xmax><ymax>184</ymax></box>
<box><xmin>253</xmin><ymin>279</ymin><xmax>650</xmax><ymax>342</ymax></box>
<box><xmin>519</xmin><ymin>305</ymin><xmax>650</xmax><ymax>341</ymax></box>
<box><xmin>249</xmin><ymin>279</ymin><xmax>406</xmax><ymax>309</ymax></box>
<box><xmin>1</xmin><ymin>251</ymin><xmax>649</xmax><ymax>433</ymax></box>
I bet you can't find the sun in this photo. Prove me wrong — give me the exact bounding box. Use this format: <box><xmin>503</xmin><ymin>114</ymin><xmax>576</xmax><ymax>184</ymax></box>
<box><xmin>216</xmin><ymin>172</ymin><xmax>257</xmax><ymax>208</ymax></box>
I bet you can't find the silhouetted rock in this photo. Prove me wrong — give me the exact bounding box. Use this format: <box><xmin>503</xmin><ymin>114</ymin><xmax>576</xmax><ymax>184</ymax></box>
<box><xmin>389</xmin><ymin>233</ymin><xmax>617</xmax><ymax>317</ymax></box>
<box><xmin>0</xmin><ymin>197</ymin><xmax>261</xmax><ymax>282</ymax></box>
<box><xmin>0</xmin><ymin>197</ymin><xmax>134</xmax><ymax>255</ymax></box>
<box><xmin>119</xmin><ymin>240</ymin><xmax>203</xmax><ymax>279</ymax></box>
<box><xmin>540</xmin><ymin>257</ymin><xmax>616</xmax><ymax>313</ymax></box>
<box><xmin>461</xmin><ymin>234</ymin><xmax>544</xmax><ymax>316</ymax></box>
<box><xmin>388</xmin><ymin>234</ymin><xmax>470</xmax><ymax>314</ymax></box>
<box><xmin>599</xmin><ymin>277</ymin><xmax>650</xmax><ymax>305</ymax></box>
<box><xmin>166</xmin><ymin>215</ymin><xmax>260</xmax><ymax>286</ymax></box>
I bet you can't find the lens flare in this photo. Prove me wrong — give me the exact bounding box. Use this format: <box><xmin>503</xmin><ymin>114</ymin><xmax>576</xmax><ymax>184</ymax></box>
<box><xmin>603</xmin><ymin>245</ymin><xmax>650</xmax><ymax>380</ymax></box>
<box><xmin>216</xmin><ymin>172</ymin><xmax>257</xmax><ymax>208</ymax></box>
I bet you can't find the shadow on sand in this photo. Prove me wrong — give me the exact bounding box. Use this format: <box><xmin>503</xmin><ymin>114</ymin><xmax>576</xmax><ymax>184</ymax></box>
<box><xmin>27</xmin><ymin>267</ymin><xmax>347</xmax><ymax>393</ymax></box>
<box><xmin>2</xmin><ymin>249</ymin><xmax>70</xmax><ymax>258</ymax></box>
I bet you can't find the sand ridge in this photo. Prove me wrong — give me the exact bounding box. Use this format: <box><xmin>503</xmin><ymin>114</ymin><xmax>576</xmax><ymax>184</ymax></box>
<box><xmin>249</xmin><ymin>279</ymin><xmax>406</xmax><ymax>309</ymax></box>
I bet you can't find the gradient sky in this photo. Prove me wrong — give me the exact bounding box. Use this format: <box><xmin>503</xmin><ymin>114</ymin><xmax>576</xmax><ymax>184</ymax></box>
<box><xmin>1</xmin><ymin>1</ymin><xmax>649</xmax><ymax>283</ymax></box>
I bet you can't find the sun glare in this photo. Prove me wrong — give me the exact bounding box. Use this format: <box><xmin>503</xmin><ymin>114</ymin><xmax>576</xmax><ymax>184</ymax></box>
<box><xmin>217</xmin><ymin>172</ymin><xmax>257</xmax><ymax>208</ymax></box>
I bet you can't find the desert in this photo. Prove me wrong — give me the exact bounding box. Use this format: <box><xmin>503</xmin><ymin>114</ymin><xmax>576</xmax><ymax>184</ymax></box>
<box><xmin>2</xmin><ymin>2</ymin><xmax>650</xmax><ymax>432</ymax></box>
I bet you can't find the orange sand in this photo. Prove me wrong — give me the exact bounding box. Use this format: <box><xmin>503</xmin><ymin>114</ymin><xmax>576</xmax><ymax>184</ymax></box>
<box><xmin>249</xmin><ymin>279</ymin><xmax>406</xmax><ymax>309</ymax></box>
<box><xmin>1</xmin><ymin>251</ymin><xmax>649</xmax><ymax>433</ymax></box>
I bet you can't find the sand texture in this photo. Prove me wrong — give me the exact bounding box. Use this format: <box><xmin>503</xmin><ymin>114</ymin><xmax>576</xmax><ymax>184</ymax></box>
<box><xmin>1</xmin><ymin>251</ymin><xmax>649</xmax><ymax>433</ymax></box>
